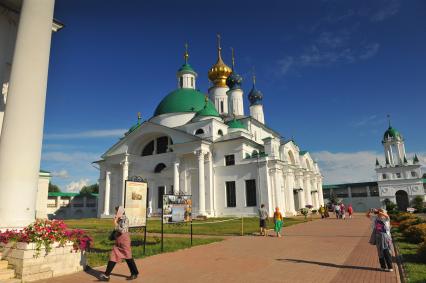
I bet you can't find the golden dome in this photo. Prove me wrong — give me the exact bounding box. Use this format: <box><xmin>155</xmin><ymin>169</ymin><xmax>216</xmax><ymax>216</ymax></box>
<box><xmin>208</xmin><ymin>34</ymin><xmax>232</xmax><ymax>87</ymax></box>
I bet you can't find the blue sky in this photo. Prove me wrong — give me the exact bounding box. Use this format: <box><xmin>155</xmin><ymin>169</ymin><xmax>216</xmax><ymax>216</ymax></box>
<box><xmin>41</xmin><ymin>0</ymin><xmax>426</xmax><ymax>190</ymax></box>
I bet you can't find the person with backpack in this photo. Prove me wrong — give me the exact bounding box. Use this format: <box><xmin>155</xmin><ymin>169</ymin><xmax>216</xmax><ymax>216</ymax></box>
<box><xmin>367</xmin><ymin>208</ymin><xmax>393</xmax><ymax>272</ymax></box>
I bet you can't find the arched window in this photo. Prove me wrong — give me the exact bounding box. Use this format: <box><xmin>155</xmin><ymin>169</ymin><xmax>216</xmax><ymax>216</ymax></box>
<box><xmin>191</xmin><ymin>77</ymin><xmax>194</xmax><ymax>87</ymax></box>
<box><xmin>220</xmin><ymin>101</ymin><xmax>224</xmax><ymax>113</ymax></box>
<box><xmin>156</xmin><ymin>136</ymin><xmax>169</xmax><ymax>154</ymax></box>
<box><xmin>179</xmin><ymin>77</ymin><xmax>183</xmax><ymax>88</ymax></box>
<box><xmin>154</xmin><ymin>163</ymin><xmax>166</xmax><ymax>173</ymax></box>
<box><xmin>218</xmin><ymin>129</ymin><xmax>223</xmax><ymax>136</ymax></box>
<box><xmin>288</xmin><ymin>150</ymin><xmax>296</xmax><ymax>165</ymax></box>
<box><xmin>142</xmin><ymin>140</ymin><xmax>154</xmax><ymax>156</ymax></box>
<box><xmin>195</xmin><ymin>128</ymin><xmax>204</xmax><ymax>135</ymax></box>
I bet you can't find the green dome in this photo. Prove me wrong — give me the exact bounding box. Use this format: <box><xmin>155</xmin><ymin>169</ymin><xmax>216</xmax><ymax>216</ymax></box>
<box><xmin>154</xmin><ymin>88</ymin><xmax>216</xmax><ymax>116</ymax></box>
<box><xmin>227</xmin><ymin>119</ymin><xmax>246</xmax><ymax>129</ymax></box>
<box><xmin>177</xmin><ymin>63</ymin><xmax>196</xmax><ymax>75</ymax></box>
<box><xmin>195</xmin><ymin>101</ymin><xmax>220</xmax><ymax>117</ymax></box>
<box><xmin>383</xmin><ymin>126</ymin><xmax>402</xmax><ymax>141</ymax></box>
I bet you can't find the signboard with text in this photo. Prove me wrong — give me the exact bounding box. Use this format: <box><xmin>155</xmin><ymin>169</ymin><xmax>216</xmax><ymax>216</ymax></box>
<box><xmin>124</xmin><ymin>180</ymin><xmax>148</xmax><ymax>227</ymax></box>
<box><xmin>162</xmin><ymin>194</ymin><xmax>192</xmax><ymax>224</ymax></box>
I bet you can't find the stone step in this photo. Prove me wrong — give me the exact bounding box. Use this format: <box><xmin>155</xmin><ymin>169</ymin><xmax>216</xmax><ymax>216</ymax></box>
<box><xmin>0</xmin><ymin>269</ymin><xmax>15</xmax><ymax>280</ymax></box>
<box><xmin>0</xmin><ymin>260</ymin><xmax>9</xmax><ymax>269</ymax></box>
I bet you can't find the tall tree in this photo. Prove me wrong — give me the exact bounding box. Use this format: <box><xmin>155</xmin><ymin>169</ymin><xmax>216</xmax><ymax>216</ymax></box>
<box><xmin>48</xmin><ymin>182</ymin><xmax>61</xmax><ymax>192</ymax></box>
<box><xmin>80</xmin><ymin>183</ymin><xmax>99</xmax><ymax>195</ymax></box>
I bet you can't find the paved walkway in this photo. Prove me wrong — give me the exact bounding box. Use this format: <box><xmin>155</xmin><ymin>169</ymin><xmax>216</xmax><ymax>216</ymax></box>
<box><xmin>37</xmin><ymin>214</ymin><xmax>400</xmax><ymax>283</ymax></box>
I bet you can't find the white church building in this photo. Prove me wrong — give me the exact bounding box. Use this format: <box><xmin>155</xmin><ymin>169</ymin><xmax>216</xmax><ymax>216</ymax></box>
<box><xmin>96</xmin><ymin>39</ymin><xmax>324</xmax><ymax>217</ymax></box>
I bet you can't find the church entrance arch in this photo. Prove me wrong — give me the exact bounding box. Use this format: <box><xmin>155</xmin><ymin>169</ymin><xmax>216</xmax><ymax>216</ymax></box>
<box><xmin>395</xmin><ymin>190</ymin><xmax>409</xmax><ymax>211</ymax></box>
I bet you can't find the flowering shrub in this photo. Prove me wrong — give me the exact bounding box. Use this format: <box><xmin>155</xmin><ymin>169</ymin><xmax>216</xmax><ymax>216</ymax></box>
<box><xmin>417</xmin><ymin>240</ymin><xmax>426</xmax><ymax>261</ymax></box>
<box><xmin>403</xmin><ymin>223</ymin><xmax>426</xmax><ymax>244</ymax></box>
<box><xmin>0</xmin><ymin>219</ymin><xmax>92</xmax><ymax>257</ymax></box>
<box><xmin>399</xmin><ymin>218</ymin><xmax>423</xmax><ymax>232</ymax></box>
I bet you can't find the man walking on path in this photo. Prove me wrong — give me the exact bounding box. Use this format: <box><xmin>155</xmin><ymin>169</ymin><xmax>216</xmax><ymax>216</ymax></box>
<box><xmin>258</xmin><ymin>204</ymin><xmax>269</xmax><ymax>236</ymax></box>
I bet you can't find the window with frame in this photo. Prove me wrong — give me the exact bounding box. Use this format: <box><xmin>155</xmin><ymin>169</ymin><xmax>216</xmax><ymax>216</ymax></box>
<box><xmin>411</xmin><ymin>171</ymin><xmax>417</xmax><ymax>177</ymax></box>
<box><xmin>245</xmin><ymin>179</ymin><xmax>257</xmax><ymax>207</ymax></box>
<box><xmin>142</xmin><ymin>140</ymin><xmax>154</xmax><ymax>156</ymax></box>
<box><xmin>218</xmin><ymin>129</ymin><xmax>223</xmax><ymax>136</ymax></box>
<box><xmin>156</xmin><ymin>136</ymin><xmax>169</xmax><ymax>154</ymax></box>
<box><xmin>225</xmin><ymin>154</ymin><xmax>235</xmax><ymax>166</ymax></box>
<box><xmin>195</xmin><ymin>128</ymin><xmax>204</xmax><ymax>135</ymax></box>
<box><xmin>226</xmin><ymin>181</ymin><xmax>236</xmax><ymax>207</ymax></box>
<box><xmin>382</xmin><ymin>174</ymin><xmax>387</xmax><ymax>180</ymax></box>
<box><xmin>220</xmin><ymin>101</ymin><xmax>224</xmax><ymax>113</ymax></box>
<box><xmin>396</xmin><ymin>173</ymin><xmax>401</xmax><ymax>178</ymax></box>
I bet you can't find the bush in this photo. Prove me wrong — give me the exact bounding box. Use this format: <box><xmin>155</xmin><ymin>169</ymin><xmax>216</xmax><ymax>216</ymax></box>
<box><xmin>418</xmin><ymin>240</ymin><xmax>426</xmax><ymax>262</ymax></box>
<box><xmin>383</xmin><ymin>198</ymin><xmax>397</xmax><ymax>212</ymax></box>
<box><xmin>399</xmin><ymin>218</ymin><xmax>422</xmax><ymax>232</ymax></box>
<box><xmin>411</xmin><ymin>196</ymin><xmax>424</xmax><ymax>213</ymax></box>
<box><xmin>403</xmin><ymin>223</ymin><xmax>426</xmax><ymax>244</ymax></box>
<box><xmin>393</xmin><ymin>212</ymin><xmax>417</xmax><ymax>222</ymax></box>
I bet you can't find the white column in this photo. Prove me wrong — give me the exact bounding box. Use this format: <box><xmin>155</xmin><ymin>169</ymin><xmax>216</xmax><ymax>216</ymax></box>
<box><xmin>0</xmin><ymin>0</ymin><xmax>55</xmax><ymax>229</ymax></box>
<box><xmin>318</xmin><ymin>178</ymin><xmax>324</xmax><ymax>205</ymax></box>
<box><xmin>296</xmin><ymin>173</ymin><xmax>305</xmax><ymax>209</ymax></box>
<box><xmin>285</xmin><ymin>172</ymin><xmax>296</xmax><ymax>214</ymax></box>
<box><xmin>121</xmin><ymin>154</ymin><xmax>129</xmax><ymax>205</ymax></box>
<box><xmin>103</xmin><ymin>172</ymin><xmax>111</xmax><ymax>216</ymax></box>
<box><xmin>56</xmin><ymin>196</ymin><xmax>61</xmax><ymax>210</ymax></box>
<box><xmin>173</xmin><ymin>160</ymin><xmax>179</xmax><ymax>195</ymax></box>
<box><xmin>196</xmin><ymin>150</ymin><xmax>206</xmax><ymax>215</ymax></box>
<box><xmin>207</xmin><ymin>152</ymin><xmax>215</xmax><ymax>216</ymax></box>
<box><xmin>273</xmin><ymin>169</ymin><xmax>285</xmax><ymax>211</ymax></box>
<box><xmin>304</xmin><ymin>176</ymin><xmax>313</xmax><ymax>206</ymax></box>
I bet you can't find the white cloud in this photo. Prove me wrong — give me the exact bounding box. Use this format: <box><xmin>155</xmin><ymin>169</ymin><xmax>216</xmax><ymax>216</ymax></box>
<box><xmin>51</xmin><ymin>169</ymin><xmax>69</xmax><ymax>179</ymax></box>
<box><xmin>278</xmin><ymin>30</ymin><xmax>380</xmax><ymax>75</ymax></box>
<box><xmin>359</xmin><ymin>43</ymin><xmax>380</xmax><ymax>60</ymax></box>
<box><xmin>370</xmin><ymin>0</ymin><xmax>400</xmax><ymax>22</ymax></box>
<box><xmin>42</xmin><ymin>151</ymin><xmax>99</xmax><ymax>163</ymax></box>
<box><xmin>311</xmin><ymin>151</ymin><xmax>426</xmax><ymax>185</ymax></box>
<box><xmin>66</xmin><ymin>178</ymin><xmax>90</xmax><ymax>192</ymax></box>
<box><xmin>44</xmin><ymin>129</ymin><xmax>127</xmax><ymax>140</ymax></box>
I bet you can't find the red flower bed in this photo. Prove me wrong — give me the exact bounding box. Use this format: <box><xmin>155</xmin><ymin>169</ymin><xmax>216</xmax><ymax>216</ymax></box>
<box><xmin>0</xmin><ymin>219</ymin><xmax>92</xmax><ymax>256</ymax></box>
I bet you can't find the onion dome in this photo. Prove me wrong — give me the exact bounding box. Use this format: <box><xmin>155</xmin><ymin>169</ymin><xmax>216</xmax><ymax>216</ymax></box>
<box><xmin>226</xmin><ymin>47</ymin><xmax>243</xmax><ymax>90</ymax></box>
<box><xmin>208</xmin><ymin>34</ymin><xmax>232</xmax><ymax>87</ymax></box>
<box><xmin>195</xmin><ymin>96</ymin><xmax>220</xmax><ymax>117</ymax></box>
<box><xmin>226</xmin><ymin>117</ymin><xmax>246</xmax><ymax>129</ymax></box>
<box><xmin>248</xmin><ymin>75</ymin><xmax>263</xmax><ymax>106</ymax></box>
<box><xmin>382</xmin><ymin>126</ymin><xmax>402</xmax><ymax>142</ymax></box>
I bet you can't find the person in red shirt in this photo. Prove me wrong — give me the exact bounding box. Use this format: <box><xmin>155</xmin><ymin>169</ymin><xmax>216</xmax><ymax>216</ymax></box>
<box><xmin>348</xmin><ymin>204</ymin><xmax>354</xmax><ymax>219</ymax></box>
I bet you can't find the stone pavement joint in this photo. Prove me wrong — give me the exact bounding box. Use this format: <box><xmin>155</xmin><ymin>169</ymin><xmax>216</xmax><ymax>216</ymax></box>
<box><xmin>35</xmin><ymin>214</ymin><xmax>400</xmax><ymax>283</ymax></box>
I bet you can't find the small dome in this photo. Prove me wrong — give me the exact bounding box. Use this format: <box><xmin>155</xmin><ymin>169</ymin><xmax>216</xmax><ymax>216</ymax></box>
<box><xmin>178</xmin><ymin>63</ymin><xmax>196</xmax><ymax>75</ymax></box>
<box><xmin>195</xmin><ymin>99</ymin><xmax>220</xmax><ymax>117</ymax></box>
<box><xmin>227</xmin><ymin>118</ymin><xmax>246</xmax><ymax>129</ymax></box>
<box><xmin>226</xmin><ymin>72</ymin><xmax>242</xmax><ymax>90</ymax></box>
<box><xmin>154</xmin><ymin>88</ymin><xmax>215</xmax><ymax>116</ymax></box>
<box><xmin>383</xmin><ymin>126</ymin><xmax>402</xmax><ymax>142</ymax></box>
<box><xmin>248</xmin><ymin>84</ymin><xmax>263</xmax><ymax>106</ymax></box>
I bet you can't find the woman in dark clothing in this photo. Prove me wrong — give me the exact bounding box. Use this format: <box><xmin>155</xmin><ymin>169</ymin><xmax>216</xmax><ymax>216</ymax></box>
<box><xmin>367</xmin><ymin>209</ymin><xmax>393</xmax><ymax>272</ymax></box>
<box><xmin>100</xmin><ymin>206</ymin><xmax>139</xmax><ymax>281</ymax></box>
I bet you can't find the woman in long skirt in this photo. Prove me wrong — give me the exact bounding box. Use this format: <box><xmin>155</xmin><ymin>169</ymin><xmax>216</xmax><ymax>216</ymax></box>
<box><xmin>367</xmin><ymin>209</ymin><xmax>393</xmax><ymax>272</ymax></box>
<box><xmin>100</xmin><ymin>206</ymin><xmax>139</xmax><ymax>281</ymax></box>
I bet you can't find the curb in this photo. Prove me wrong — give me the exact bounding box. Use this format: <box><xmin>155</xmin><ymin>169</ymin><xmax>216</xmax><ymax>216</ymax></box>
<box><xmin>393</xmin><ymin>240</ymin><xmax>407</xmax><ymax>283</ymax></box>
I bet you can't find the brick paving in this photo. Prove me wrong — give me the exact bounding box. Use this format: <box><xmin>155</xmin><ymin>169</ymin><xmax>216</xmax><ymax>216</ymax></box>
<box><xmin>36</xmin><ymin>214</ymin><xmax>399</xmax><ymax>283</ymax></box>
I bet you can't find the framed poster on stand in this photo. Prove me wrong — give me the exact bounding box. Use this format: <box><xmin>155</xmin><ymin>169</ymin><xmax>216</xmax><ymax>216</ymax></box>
<box><xmin>124</xmin><ymin>178</ymin><xmax>148</xmax><ymax>254</ymax></box>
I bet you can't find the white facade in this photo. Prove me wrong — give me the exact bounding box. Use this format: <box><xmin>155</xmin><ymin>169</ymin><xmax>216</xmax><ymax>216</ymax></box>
<box><xmin>96</xmin><ymin>46</ymin><xmax>323</xmax><ymax>218</ymax></box>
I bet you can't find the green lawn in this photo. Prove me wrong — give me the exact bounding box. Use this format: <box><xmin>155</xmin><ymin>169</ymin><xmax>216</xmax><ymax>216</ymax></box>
<box><xmin>65</xmin><ymin>216</ymin><xmax>311</xmax><ymax>267</ymax></box>
<box><xmin>65</xmin><ymin>216</ymin><xmax>310</xmax><ymax>236</ymax></box>
<box><xmin>392</xmin><ymin>229</ymin><xmax>426</xmax><ymax>283</ymax></box>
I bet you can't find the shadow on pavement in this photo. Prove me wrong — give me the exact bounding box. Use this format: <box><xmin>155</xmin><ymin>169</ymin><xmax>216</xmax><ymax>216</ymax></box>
<box><xmin>277</xmin><ymin>258</ymin><xmax>382</xmax><ymax>271</ymax></box>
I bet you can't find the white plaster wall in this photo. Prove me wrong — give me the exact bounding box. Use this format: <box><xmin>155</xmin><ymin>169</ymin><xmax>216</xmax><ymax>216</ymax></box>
<box><xmin>35</xmin><ymin>175</ymin><xmax>50</xmax><ymax>219</ymax></box>
<box><xmin>209</xmin><ymin>86</ymin><xmax>229</xmax><ymax>114</ymax></box>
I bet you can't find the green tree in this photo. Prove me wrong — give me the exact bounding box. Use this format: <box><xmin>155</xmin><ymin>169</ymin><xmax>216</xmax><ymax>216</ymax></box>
<box><xmin>411</xmin><ymin>196</ymin><xmax>424</xmax><ymax>212</ymax></box>
<box><xmin>383</xmin><ymin>198</ymin><xmax>397</xmax><ymax>212</ymax></box>
<box><xmin>48</xmin><ymin>182</ymin><xmax>61</xmax><ymax>192</ymax></box>
<box><xmin>80</xmin><ymin>183</ymin><xmax>99</xmax><ymax>195</ymax></box>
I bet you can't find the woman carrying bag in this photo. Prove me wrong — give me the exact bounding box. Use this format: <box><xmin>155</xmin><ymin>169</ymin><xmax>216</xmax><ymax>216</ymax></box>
<box><xmin>100</xmin><ymin>206</ymin><xmax>139</xmax><ymax>281</ymax></box>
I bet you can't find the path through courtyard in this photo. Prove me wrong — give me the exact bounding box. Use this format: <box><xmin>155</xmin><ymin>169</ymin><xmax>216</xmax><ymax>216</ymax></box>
<box><xmin>37</xmin><ymin>214</ymin><xmax>400</xmax><ymax>283</ymax></box>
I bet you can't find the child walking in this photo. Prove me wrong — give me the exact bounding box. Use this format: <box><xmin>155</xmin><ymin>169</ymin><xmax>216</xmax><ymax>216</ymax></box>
<box><xmin>273</xmin><ymin>207</ymin><xmax>283</xmax><ymax>237</ymax></box>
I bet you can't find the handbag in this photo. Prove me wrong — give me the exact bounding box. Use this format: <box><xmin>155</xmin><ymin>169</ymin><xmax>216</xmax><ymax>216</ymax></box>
<box><xmin>108</xmin><ymin>230</ymin><xmax>121</xmax><ymax>241</ymax></box>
